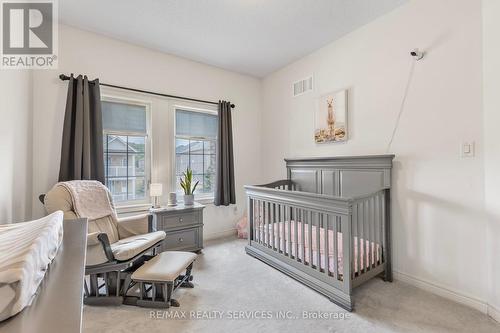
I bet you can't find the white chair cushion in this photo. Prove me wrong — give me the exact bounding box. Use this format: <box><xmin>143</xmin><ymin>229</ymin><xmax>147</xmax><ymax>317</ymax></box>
<box><xmin>111</xmin><ymin>231</ymin><xmax>166</xmax><ymax>261</ymax></box>
<box><xmin>131</xmin><ymin>251</ymin><xmax>197</xmax><ymax>282</ymax></box>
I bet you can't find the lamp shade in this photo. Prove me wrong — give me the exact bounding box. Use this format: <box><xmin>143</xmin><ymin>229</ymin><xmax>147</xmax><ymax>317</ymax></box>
<box><xmin>150</xmin><ymin>183</ymin><xmax>163</xmax><ymax>197</ymax></box>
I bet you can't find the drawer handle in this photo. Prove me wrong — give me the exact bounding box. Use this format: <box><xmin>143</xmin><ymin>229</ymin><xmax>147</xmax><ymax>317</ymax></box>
<box><xmin>178</xmin><ymin>237</ymin><xmax>184</xmax><ymax>243</ymax></box>
<box><xmin>179</xmin><ymin>217</ymin><xmax>183</xmax><ymax>223</ymax></box>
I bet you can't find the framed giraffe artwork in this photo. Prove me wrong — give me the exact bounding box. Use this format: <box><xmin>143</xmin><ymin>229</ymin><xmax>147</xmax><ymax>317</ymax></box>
<box><xmin>314</xmin><ymin>89</ymin><xmax>348</xmax><ymax>143</ymax></box>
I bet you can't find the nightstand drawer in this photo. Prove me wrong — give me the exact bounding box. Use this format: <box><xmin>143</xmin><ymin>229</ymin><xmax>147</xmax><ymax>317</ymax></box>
<box><xmin>163</xmin><ymin>228</ymin><xmax>199</xmax><ymax>251</ymax></box>
<box><xmin>151</xmin><ymin>203</ymin><xmax>204</xmax><ymax>252</ymax></box>
<box><xmin>160</xmin><ymin>212</ymin><xmax>198</xmax><ymax>229</ymax></box>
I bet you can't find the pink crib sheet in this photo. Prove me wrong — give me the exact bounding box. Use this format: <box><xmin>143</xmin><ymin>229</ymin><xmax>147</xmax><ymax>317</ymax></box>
<box><xmin>255</xmin><ymin>221</ymin><xmax>381</xmax><ymax>276</ymax></box>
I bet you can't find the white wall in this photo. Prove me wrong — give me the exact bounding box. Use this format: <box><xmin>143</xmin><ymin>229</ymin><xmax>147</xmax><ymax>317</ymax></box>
<box><xmin>0</xmin><ymin>70</ymin><xmax>33</xmax><ymax>224</ymax></box>
<box><xmin>483</xmin><ymin>0</ymin><xmax>500</xmax><ymax>321</ymax></box>
<box><xmin>31</xmin><ymin>25</ymin><xmax>262</xmax><ymax>239</ymax></box>
<box><xmin>261</xmin><ymin>0</ymin><xmax>489</xmax><ymax>310</ymax></box>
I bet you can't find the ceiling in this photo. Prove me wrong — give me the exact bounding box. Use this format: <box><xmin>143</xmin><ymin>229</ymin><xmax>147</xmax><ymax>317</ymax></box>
<box><xmin>59</xmin><ymin>0</ymin><xmax>407</xmax><ymax>78</ymax></box>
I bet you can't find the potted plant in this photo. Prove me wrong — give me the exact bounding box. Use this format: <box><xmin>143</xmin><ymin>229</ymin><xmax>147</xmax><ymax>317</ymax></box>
<box><xmin>180</xmin><ymin>168</ymin><xmax>199</xmax><ymax>206</ymax></box>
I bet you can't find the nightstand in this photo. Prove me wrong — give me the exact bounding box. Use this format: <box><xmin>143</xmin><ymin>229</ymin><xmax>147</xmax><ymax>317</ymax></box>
<box><xmin>150</xmin><ymin>202</ymin><xmax>204</xmax><ymax>253</ymax></box>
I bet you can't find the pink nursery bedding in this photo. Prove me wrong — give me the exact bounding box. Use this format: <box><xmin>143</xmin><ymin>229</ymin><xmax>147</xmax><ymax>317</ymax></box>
<box><xmin>255</xmin><ymin>221</ymin><xmax>381</xmax><ymax>276</ymax></box>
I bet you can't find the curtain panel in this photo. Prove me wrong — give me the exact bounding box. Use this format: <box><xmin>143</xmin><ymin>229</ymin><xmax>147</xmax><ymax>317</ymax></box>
<box><xmin>58</xmin><ymin>74</ymin><xmax>105</xmax><ymax>184</ymax></box>
<box><xmin>214</xmin><ymin>100</ymin><xmax>236</xmax><ymax>206</ymax></box>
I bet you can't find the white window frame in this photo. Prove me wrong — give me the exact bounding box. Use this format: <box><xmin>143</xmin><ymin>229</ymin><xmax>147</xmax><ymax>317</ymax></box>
<box><xmin>171</xmin><ymin>103</ymin><xmax>218</xmax><ymax>204</ymax></box>
<box><xmin>101</xmin><ymin>94</ymin><xmax>153</xmax><ymax>208</ymax></box>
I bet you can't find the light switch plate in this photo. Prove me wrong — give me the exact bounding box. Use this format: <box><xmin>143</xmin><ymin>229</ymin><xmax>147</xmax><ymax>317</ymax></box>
<box><xmin>461</xmin><ymin>141</ymin><xmax>475</xmax><ymax>158</ymax></box>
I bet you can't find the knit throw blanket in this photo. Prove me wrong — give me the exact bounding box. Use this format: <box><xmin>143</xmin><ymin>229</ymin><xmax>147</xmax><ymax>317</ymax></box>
<box><xmin>0</xmin><ymin>211</ymin><xmax>64</xmax><ymax>321</ymax></box>
<box><xmin>59</xmin><ymin>180</ymin><xmax>115</xmax><ymax>221</ymax></box>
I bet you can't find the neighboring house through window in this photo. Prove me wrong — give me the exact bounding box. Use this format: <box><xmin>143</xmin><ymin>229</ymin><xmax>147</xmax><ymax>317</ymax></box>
<box><xmin>175</xmin><ymin>107</ymin><xmax>217</xmax><ymax>200</ymax></box>
<box><xmin>102</xmin><ymin>98</ymin><xmax>150</xmax><ymax>204</ymax></box>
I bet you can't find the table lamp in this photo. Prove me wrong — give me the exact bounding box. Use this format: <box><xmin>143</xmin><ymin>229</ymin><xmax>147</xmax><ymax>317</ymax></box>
<box><xmin>150</xmin><ymin>183</ymin><xmax>163</xmax><ymax>208</ymax></box>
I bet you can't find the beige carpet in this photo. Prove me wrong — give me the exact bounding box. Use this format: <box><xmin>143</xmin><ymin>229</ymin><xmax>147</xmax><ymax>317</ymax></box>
<box><xmin>84</xmin><ymin>237</ymin><xmax>499</xmax><ymax>333</ymax></box>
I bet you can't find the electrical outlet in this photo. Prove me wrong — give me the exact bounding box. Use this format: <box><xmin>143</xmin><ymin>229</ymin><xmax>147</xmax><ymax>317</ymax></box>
<box><xmin>461</xmin><ymin>141</ymin><xmax>475</xmax><ymax>158</ymax></box>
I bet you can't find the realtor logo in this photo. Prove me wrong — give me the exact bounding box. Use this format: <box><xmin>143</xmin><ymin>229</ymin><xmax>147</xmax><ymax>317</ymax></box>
<box><xmin>1</xmin><ymin>0</ymin><xmax>58</xmax><ymax>69</ymax></box>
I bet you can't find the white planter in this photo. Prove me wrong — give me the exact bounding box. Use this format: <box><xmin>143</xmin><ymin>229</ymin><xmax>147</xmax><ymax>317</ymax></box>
<box><xmin>184</xmin><ymin>194</ymin><xmax>194</xmax><ymax>206</ymax></box>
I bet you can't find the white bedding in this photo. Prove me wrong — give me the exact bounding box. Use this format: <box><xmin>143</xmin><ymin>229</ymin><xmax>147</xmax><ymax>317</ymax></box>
<box><xmin>0</xmin><ymin>211</ymin><xmax>64</xmax><ymax>322</ymax></box>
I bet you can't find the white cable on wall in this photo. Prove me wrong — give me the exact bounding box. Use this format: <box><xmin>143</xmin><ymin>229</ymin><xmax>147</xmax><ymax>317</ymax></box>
<box><xmin>386</xmin><ymin>49</ymin><xmax>424</xmax><ymax>153</ymax></box>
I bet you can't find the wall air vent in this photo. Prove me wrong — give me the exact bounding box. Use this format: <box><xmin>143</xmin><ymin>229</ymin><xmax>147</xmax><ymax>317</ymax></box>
<box><xmin>293</xmin><ymin>76</ymin><xmax>313</xmax><ymax>97</ymax></box>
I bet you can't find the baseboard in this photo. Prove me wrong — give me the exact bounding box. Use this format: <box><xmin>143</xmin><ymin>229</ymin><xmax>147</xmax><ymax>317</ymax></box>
<box><xmin>488</xmin><ymin>304</ymin><xmax>500</xmax><ymax>323</ymax></box>
<box><xmin>204</xmin><ymin>228</ymin><xmax>236</xmax><ymax>241</ymax></box>
<box><xmin>393</xmin><ymin>270</ymin><xmax>488</xmax><ymax>314</ymax></box>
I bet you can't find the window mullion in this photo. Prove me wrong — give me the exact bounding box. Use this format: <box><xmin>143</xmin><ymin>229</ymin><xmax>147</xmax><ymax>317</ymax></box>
<box><xmin>126</xmin><ymin>136</ymin><xmax>129</xmax><ymax>201</ymax></box>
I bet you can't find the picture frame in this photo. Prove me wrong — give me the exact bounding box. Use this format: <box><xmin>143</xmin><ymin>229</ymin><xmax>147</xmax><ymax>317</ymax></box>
<box><xmin>314</xmin><ymin>89</ymin><xmax>348</xmax><ymax>143</ymax></box>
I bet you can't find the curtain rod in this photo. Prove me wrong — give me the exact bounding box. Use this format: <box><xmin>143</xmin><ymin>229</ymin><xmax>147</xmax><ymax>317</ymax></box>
<box><xmin>58</xmin><ymin>74</ymin><xmax>235</xmax><ymax>108</ymax></box>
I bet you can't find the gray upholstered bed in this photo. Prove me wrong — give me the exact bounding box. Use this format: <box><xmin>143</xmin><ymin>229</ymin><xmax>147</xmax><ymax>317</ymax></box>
<box><xmin>244</xmin><ymin>155</ymin><xmax>394</xmax><ymax>311</ymax></box>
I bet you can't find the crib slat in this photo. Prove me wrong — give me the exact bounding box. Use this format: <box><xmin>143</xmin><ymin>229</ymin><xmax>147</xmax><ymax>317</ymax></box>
<box><xmin>324</xmin><ymin>214</ymin><xmax>329</xmax><ymax>276</ymax></box>
<box><xmin>252</xmin><ymin>198</ymin><xmax>256</xmax><ymax>243</ymax></box>
<box><xmin>332</xmin><ymin>215</ymin><xmax>338</xmax><ymax>279</ymax></box>
<box><xmin>367</xmin><ymin>199</ymin><xmax>372</xmax><ymax>271</ymax></box>
<box><xmin>378</xmin><ymin>193</ymin><xmax>384</xmax><ymax>265</ymax></box>
<box><xmin>247</xmin><ymin>197</ymin><xmax>253</xmax><ymax>244</ymax></box>
<box><xmin>271</xmin><ymin>203</ymin><xmax>275</xmax><ymax>250</ymax></box>
<box><xmin>362</xmin><ymin>201</ymin><xmax>368</xmax><ymax>272</ymax></box>
<box><xmin>276</xmin><ymin>203</ymin><xmax>280</xmax><ymax>252</ymax></box>
<box><xmin>372</xmin><ymin>197</ymin><xmax>376</xmax><ymax>267</ymax></box>
<box><xmin>366</xmin><ymin>199</ymin><xmax>371</xmax><ymax>271</ymax></box>
<box><xmin>372</xmin><ymin>196</ymin><xmax>377</xmax><ymax>267</ymax></box>
<box><xmin>283</xmin><ymin>204</ymin><xmax>286</xmax><ymax>254</ymax></box>
<box><xmin>369</xmin><ymin>197</ymin><xmax>375</xmax><ymax>269</ymax></box>
<box><xmin>357</xmin><ymin>203</ymin><xmax>362</xmax><ymax>275</ymax></box>
<box><xmin>352</xmin><ymin>210</ymin><xmax>356</xmax><ymax>280</ymax></box>
<box><xmin>280</xmin><ymin>205</ymin><xmax>286</xmax><ymax>255</ymax></box>
<box><xmin>259</xmin><ymin>200</ymin><xmax>263</xmax><ymax>245</ymax></box>
<box><xmin>265</xmin><ymin>201</ymin><xmax>269</xmax><ymax>246</ymax></box>
<box><xmin>254</xmin><ymin>200</ymin><xmax>260</xmax><ymax>243</ymax></box>
<box><xmin>375</xmin><ymin>197</ymin><xmax>378</xmax><ymax>267</ymax></box>
<box><xmin>316</xmin><ymin>213</ymin><xmax>321</xmax><ymax>271</ymax></box>
<box><xmin>300</xmin><ymin>209</ymin><xmax>306</xmax><ymax>265</ymax></box>
<box><xmin>287</xmin><ymin>206</ymin><xmax>292</xmax><ymax>257</ymax></box>
<box><xmin>379</xmin><ymin>192</ymin><xmax>383</xmax><ymax>264</ymax></box>
<box><xmin>308</xmin><ymin>210</ymin><xmax>313</xmax><ymax>266</ymax></box>
<box><xmin>366</xmin><ymin>198</ymin><xmax>371</xmax><ymax>269</ymax></box>
<box><xmin>263</xmin><ymin>200</ymin><xmax>266</xmax><ymax>245</ymax></box>
<box><xmin>269</xmin><ymin>202</ymin><xmax>273</xmax><ymax>248</ymax></box>
<box><xmin>359</xmin><ymin>201</ymin><xmax>365</xmax><ymax>274</ymax></box>
<box><xmin>374</xmin><ymin>196</ymin><xmax>378</xmax><ymax>266</ymax></box>
<box><xmin>281</xmin><ymin>203</ymin><xmax>285</xmax><ymax>254</ymax></box>
<box><xmin>277</xmin><ymin>203</ymin><xmax>282</xmax><ymax>253</ymax></box>
<box><xmin>261</xmin><ymin>200</ymin><xmax>265</xmax><ymax>245</ymax></box>
<box><xmin>352</xmin><ymin>203</ymin><xmax>358</xmax><ymax>277</ymax></box>
<box><xmin>293</xmin><ymin>207</ymin><xmax>299</xmax><ymax>261</ymax></box>
<box><xmin>267</xmin><ymin>201</ymin><xmax>271</xmax><ymax>247</ymax></box>
<box><xmin>264</xmin><ymin>201</ymin><xmax>267</xmax><ymax>247</ymax></box>
<box><xmin>375</xmin><ymin>194</ymin><xmax>380</xmax><ymax>264</ymax></box>
<box><xmin>381</xmin><ymin>192</ymin><xmax>386</xmax><ymax>263</ymax></box>
<box><xmin>254</xmin><ymin>199</ymin><xmax>258</xmax><ymax>243</ymax></box>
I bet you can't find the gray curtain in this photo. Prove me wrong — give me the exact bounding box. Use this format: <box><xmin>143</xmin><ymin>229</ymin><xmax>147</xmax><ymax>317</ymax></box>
<box><xmin>214</xmin><ymin>100</ymin><xmax>236</xmax><ymax>206</ymax></box>
<box><xmin>58</xmin><ymin>74</ymin><xmax>105</xmax><ymax>184</ymax></box>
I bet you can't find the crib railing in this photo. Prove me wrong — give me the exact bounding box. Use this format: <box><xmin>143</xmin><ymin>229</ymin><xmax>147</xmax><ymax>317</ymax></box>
<box><xmin>350</xmin><ymin>190</ymin><xmax>390</xmax><ymax>285</ymax></box>
<box><xmin>245</xmin><ymin>181</ymin><xmax>390</xmax><ymax>296</ymax></box>
<box><xmin>257</xmin><ymin>179</ymin><xmax>297</xmax><ymax>191</ymax></box>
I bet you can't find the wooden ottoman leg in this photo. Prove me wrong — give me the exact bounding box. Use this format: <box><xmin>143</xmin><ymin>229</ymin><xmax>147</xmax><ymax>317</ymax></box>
<box><xmin>165</xmin><ymin>282</ymin><xmax>180</xmax><ymax>307</ymax></box>
<box><xmin>180</xmin><ymin>263</ymin><xmax>195</xmax><ymax>288</ymax></box>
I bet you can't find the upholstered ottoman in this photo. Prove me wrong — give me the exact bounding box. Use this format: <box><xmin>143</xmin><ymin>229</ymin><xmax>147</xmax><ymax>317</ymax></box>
<box><xmin>127</xmin><ymin>251</ymin><xmax>197</xmax><ymax>308</ymax></box>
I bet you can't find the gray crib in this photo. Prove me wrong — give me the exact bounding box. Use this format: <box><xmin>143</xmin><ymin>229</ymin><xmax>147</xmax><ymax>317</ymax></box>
<box><xmin>244</xmin><ymin>155</ymin><xmax>394</xmax><ymax>311</ymax></box>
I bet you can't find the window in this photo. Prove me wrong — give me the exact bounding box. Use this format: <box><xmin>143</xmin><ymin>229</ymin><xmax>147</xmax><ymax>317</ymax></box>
<box><xmin>175</xmin><ymin>109</ymin><xmax>217</xmax><ymax>199</ymax></box>
<box><xmin>102</xmin><ymin>99</ymin><xmax>149</xmax><ymax>204</ymax></box>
